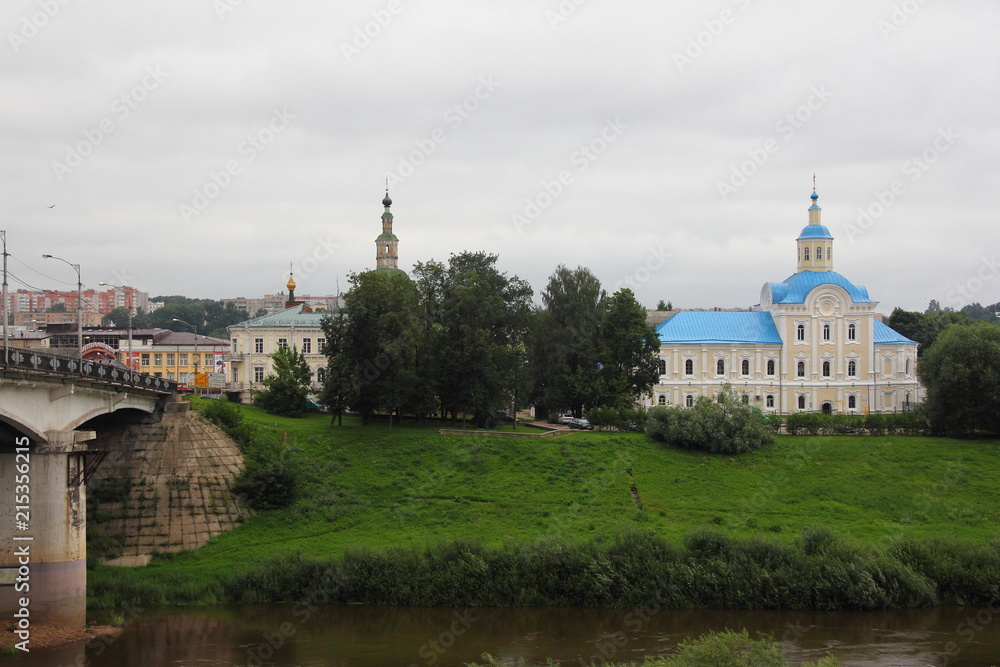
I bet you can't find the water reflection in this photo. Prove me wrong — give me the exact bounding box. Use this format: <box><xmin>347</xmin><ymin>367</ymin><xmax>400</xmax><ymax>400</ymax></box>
<box><xmin>8</xmin><ymin>605</ymin><xmax>1000</xmax><ymax>666</ymax></box>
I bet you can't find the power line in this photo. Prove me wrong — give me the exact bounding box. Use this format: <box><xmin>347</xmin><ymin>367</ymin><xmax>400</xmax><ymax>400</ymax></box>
<box><xmin>9</xmin><ymin>254</ymin><xmax>77</xmax><ymax>287</ymax></box>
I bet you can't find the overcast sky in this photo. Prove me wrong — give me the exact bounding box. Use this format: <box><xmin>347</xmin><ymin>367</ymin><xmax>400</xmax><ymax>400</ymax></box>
<box><xmin>2</xmin><ymin>1</ymin><xmax>997</xmax><ymax>314</ymax></box>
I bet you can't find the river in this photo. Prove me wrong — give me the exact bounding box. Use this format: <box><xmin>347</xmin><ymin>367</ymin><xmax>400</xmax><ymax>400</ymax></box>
<box><xmin>9</xmin><ymin>605</ymin><xmax>1000</xmax><ymax>666</ymax></box>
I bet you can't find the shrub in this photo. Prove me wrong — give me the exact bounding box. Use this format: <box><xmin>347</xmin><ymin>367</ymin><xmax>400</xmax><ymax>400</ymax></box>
<box><xmin>585</xmin><ymin>406</ymin><xmax>648</xmax><ymax>432</ymax></box>
<box><xmin>645</xmin><ymin>385</ymin><xmax>773</xmax><ymax>454</ymax></box>
<box><xmin>198</xmin><ymin>397</ymin><xmax>243</xmax><ymax>430</ymax></box>
<box><xmin>232</xmin><ymin>458</ymin><xmax>299</xmax><ymax>511</ymax></box>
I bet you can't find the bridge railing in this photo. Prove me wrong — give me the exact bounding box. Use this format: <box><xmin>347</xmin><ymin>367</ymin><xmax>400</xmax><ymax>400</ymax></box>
<box><xmin>2</xmin><ymin>347</ymin><xmax>178</xmax><ymax>393</ymax></box>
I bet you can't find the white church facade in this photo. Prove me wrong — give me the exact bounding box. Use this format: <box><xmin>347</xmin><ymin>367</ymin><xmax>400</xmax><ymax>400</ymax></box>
<box><xmin>647</xmin><ymin>188</ymin><xmax>921</xmax><ymax>415</ymax></box>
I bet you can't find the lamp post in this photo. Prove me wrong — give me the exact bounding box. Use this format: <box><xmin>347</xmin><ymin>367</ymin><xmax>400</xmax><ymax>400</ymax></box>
<box><xmin>173</xmin><ymin>318</ymin><xmax>198</xmax><ymax>394</ymax></box>
<box><xmin>99</xmin><ymin>281</ymin><xmax>133</xmax><ymax>371</ymax></box>
<box><xmin>42</xmin><ymin>254</ymin><xmax>82</xmax><ymax>372</ymax></box>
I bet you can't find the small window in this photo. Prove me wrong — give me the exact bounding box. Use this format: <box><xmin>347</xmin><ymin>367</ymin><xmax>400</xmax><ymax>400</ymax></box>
<box><xmin>658</xmin><ymin>395</ymin><xmax>666</xmax><ymax>406</ymax></box>
<box><xmin>766</xmin><ymin>359</ymin><xmax>775</xmax><ymax>376</ymax></box>
<box><xmin>318</xmin><ymin>337</ymin><xmax>326</xmax><ymax>350</ymax></box>
<box><xmin>278</xmin><ymin>338</ymin><xmax>287</xmax><ymax>349</ymax></box>
<box><xmin>741</xmin><ymin>395</ymin><xmax>750</xmax><ymax>404</ymax></box>
<box><xmin>847</xmin><ymin>324</ymin><xmax>856</xmax><ymax>341</ymax></box>
<box><xmin>797</xmin><ymin>361</ymin><xmax>805</xmax><ymax>378</ymax></box>
<box><xmin>179</xmin><ymin>353</ymin><xmax>188</xmax><ymax>366</ymax></box>
<box><xmin>153</xmin><ymin>353</ymin><xmax>162</xmax><ymax>365</ymax></box>
<box><xmin>823</xmin><ymin>324</ymin><xmax>830</xmax><ymax>341</ymax></box>
<box><xmin>848</xmin><ymin>395</ymin><xmax>857</xmax><ymax>409</ymax></box>
<box><xmin>303</xmin><ymin>338</ymin><xmax>312</xmax><ymax>354</ymax></box>
<box><xmin>803</xmin><ymin>247</ymin><xmax>810</xmax><ymax>261</ymax></box>
<box><xmin>848</xmin><ymin>360</ymin><xmax>857</xmax><ymax>377</ymax></box>
<box><xmin>166</xmin><ymin>353</ymin><xmax>175</xmax><ymax>366</ymax></box>
<box><xmin>741</xmin><ymin>359</ymin><xmax>750</xmax><ymax>376</ymax></box>
<box><xmin>253</xmin><ymin>367</ymin><xmax>265</xmax><ymax>383</ymax></box>
<box><xmin>796</xmin><ymin>324</ymin><xmax>805</xmax><ymax>341</ymax></box>
<box><xmin>716</xmin><ymin>359</ymin><xmax>725</xmax><ymax>375</ymax></box>
<box><xmin>657</xmin><ymin>359</ymin><xmax>666</xmax><ymax>375</ymax></box>
<box><xmin>798</xmin><ymin>395</ymin><xmax>806</xmax><ymax>410</ymax></box>
<box><xmin>141</xmin><ymin>353</ymin><xmax>150</xmax><ymax>366</ymax></box>
<box><xmin>254</xmin><ymin>338</ymin><xmax>264</xmax><ymax>353</ymax></box>
<box><xmin>317</xmin><ymin>367</ymin><xmax>326</xmax><ymax>383</ymax></box>
<box><xmin>766</xmin><ymin>395</ymin><xmax>774</xmax><ymax>408</ymax></box>
<box><xmin>685</xmin><ymin>394</ymin><xmax>694</xmax><ymax>408</ymax></box>
<box><xmin>822</xmin><ymin>361</ymin><xmax>831</xmax><ymax>378</ymax></box>
<box><xmin>905</xmin><ymin>358</ymin><xmax>911</xmax><ymax>375</ymax></box>
<box><xmin>684</xmin><ymin>359</ymin><xmax>693</xmax><ymax>375</ymax></box>
<box><xmin>828</xmin><ymin>247</ymin><xmax>832</xmax><ymax>262</ymax></box>
<box><xmin>816</xmin><ymin>246</ymin><xmax>823</xmax><ymax>260</ymax></box>
<box><xmin>231</xmin><ymin>339</ymin><xmax>238</xmax><ymax>354</ymax></box>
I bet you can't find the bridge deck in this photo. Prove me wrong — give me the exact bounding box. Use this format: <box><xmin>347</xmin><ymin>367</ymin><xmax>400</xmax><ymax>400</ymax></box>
<box><xmin>2</xmin><ymin>347</ymin><xmax>177</xmax><ymax>393</ymax></box>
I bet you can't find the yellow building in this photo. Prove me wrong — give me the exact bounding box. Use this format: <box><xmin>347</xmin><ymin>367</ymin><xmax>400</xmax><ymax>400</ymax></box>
<box><xmin>648</xmin><ymin>188</ymin><xmax>921</xmax><ymax>414</ymax></box>
<box><xmin>134</xmin><ymin>330</ymin><xmax>230</xmax><ymax>385</ymax></box>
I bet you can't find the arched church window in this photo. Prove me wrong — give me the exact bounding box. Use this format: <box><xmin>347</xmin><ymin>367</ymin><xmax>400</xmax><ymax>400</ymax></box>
<box><xmin>822</xmin><ymin>361</ymin><xmax>831</xmax><ymax>377</ymax></box>
<box><xmin>797</xmin><ymin>361</ymin><xmax>805</xmax><ymax>378</ymax></box>
<box><xmin>685</xmin><ymin>394</ymin><xmax>694</xmax><ymax>408</ymax></box>
<box><xmin>658</xmin><ymin>395</ymin><xmax>666</xmax><ymax>406</ymax></box>
<box><xmin>796</xmin><ymin>324</ymin><xmax>805</xmax><ymax>341</ymax></box>
<box><xmin>848</xmin><ymin>323</ymin><xmax>856</xmax><ymax>341</ymax></box>
<box><xmin>823</xmin><ymin>324</ymin><xmax>831</xmax><ymax>341</ymax></box>
<box><xmin>828</xmin><ymin>247</ymin><xmax>832</xmax><ymax>262</ymax></box>
<box><xmin>816</xmin><ymin>247</ymin><xmax>823</xmax><ymax>260</ymax></box>
<box><xmin>803</xmin><ymin>247</ymin><xmax>810</xmax><ymax>261</ymax></box>
<box><xmin>766</xmin><ymin>359</ymin><xmax>775</xmax><ymax>376</ymax></box>
<box><xmin>766</xmin><ymin>395</ymin><xmax>774</xmax><ymax>408</ymax></box>
<box><xmin>685</xmin><ymin>359</ymin><xmax>693</xmax><ymax>375</ymax></box>
<box><xmin>905</xmin><ymin>358</ymin><xmax>911</xmax><ymax>375</ymax></box>
<box><xmin>716</xmin><ymin>359</ymin><xmax>725</xmax><ymax>375</ymax></box>
<box><xmin>848</xmin><ymin>360</ymin><xmax>857</xmax><ymax>377</ymax></box>
<box><xmin>798</xmin><ymin>395</ymin><xmax>806</xmax><ymax>410</ymax></box>
<box><xmin>848</xmin><ymin>395</ymin><xmax>857</xmax><ymax>409</ymax></box>
<box><xmin>741</xmin><ymin>359</ymin><xmax>750</xmax><ymax>375</ymax></box>
<box><xmin>658</xmin><ymin>359</ymin><xmax>666</xmax><ymax>375</ymax></box>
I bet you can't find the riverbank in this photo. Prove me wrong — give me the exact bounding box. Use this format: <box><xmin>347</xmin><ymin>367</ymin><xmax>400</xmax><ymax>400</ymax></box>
<box><xmin>87</xmin><ymin>399</ymin><xmax>1000</xmax><ymax>610</ymax></box>
<box><xmin>0</xmin><ymin>622</ymin><xmax>120</xmax><ymax>653</ymax></box>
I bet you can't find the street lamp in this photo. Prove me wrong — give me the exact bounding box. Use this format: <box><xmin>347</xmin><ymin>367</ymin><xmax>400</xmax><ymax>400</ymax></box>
<box><xmin>99</xmin><ymin>281</ymin><xmax>133</xmax><ymax>371</ymax></box>
<box><xmin>173</xmin><ymin>318</ymin><xmax>198</xmax><ymax>393</ymax></box>
<box><xmin>42</xmin><ymin>254</ymin><xmax>82</xmax><ymax>372</ymax></box>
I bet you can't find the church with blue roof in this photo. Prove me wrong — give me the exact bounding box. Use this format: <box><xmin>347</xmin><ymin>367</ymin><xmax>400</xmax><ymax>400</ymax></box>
<box><xmin>647</xmin><ymin>187</ymin><xmax>921</xmax><ymax>415</ymax></box>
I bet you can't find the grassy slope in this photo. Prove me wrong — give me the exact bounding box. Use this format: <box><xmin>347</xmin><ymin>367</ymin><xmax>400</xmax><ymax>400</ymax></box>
<box><xmin>119</xmin><ymin>399</ymin><xmax>1000</xmax><ymax>588</ymax></box>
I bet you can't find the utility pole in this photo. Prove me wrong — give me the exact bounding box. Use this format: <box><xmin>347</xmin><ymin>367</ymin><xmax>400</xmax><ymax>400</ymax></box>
<box><xmin>2</xmin><ymin>231</ymin><xmax>9</xmax><ymax>360</ymax></box>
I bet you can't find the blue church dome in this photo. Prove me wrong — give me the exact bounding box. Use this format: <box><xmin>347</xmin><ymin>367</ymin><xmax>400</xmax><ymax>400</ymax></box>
<box><xmin>767</xmin><ymin>271</ymin><xmax>871</xmax><ymax>304</ymax></box>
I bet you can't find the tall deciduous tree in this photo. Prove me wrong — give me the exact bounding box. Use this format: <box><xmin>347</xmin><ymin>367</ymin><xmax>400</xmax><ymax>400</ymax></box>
<box><xmin>318</xmin><ymin>312</ymin><xmax>351</xmax><ymax>426</ymax></box>
<box><xmin>598</xmin><ymin>288</ymin><xmax>661</xmax><ymax>409</ymax></box>
<box><xmin>332</xmin><ymin>270</ymin><xmax>423</xmax><ymax>427</ymax></box>
<box><xmin>920</xmin><ymin>322</ymin><xmax>1000</xmax><ymax>437</ymax></box>
<box><xmin>530</xmin><ymin>265</ymin><xmax>605</xmax><ymax>417</ymax></box>
<box><xmin>887</xmin><ymin>307</ymin><xmax>974</xmax><ymax>357</ymax></box>
<box><xmin>438</xmin><ymin>252</ymin><xmax>533</xmax><ymax>428</ymax></box>
<box><xmin>255</xmin><ymin>345</ymin><xmax>312</xmax><ymax>417</ymax></box>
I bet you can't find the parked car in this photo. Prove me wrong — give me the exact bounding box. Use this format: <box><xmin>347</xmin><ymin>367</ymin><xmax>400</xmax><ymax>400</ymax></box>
<box><xmin>557</xmin><ymin>414</ymin><xmax>575</xmax><ymax>425</ymax></box>
<box><xmin>568</xmin><ymin>418</ymin><xmax>593</xmax><ymax>430</ymax></box>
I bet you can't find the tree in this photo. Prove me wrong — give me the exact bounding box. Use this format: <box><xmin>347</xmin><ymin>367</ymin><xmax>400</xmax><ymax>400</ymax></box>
<box><xmin>887</xmin><ymin>307</ymin><xmax>974</xmax><ymax>357</ymax></box>
<box><xmin>530</xmin><ymin>265</ymin><xmax>605</xmax><ymax>418</ymax></box>
<box><xmin>437</xmin><ymin>252</ymin><xmax>533</xmax><ymax>428</ymax></box>
<box><xmin>920</xmin><ymin>322</ymin><xmax>1000</xmax><ymax>437</ymax></box>
<box><xmin>101</xmin><ymin>306</ymin><xmax>150</xmax><ymax>329</ymax></box>
<box><xmin>254</xmin><ymin>345</ymin><xmax>312</xmax><ymax>417</ymax></box>
<box><xmin>334</xmin><ymin>270</ymin><xmax>423</xmax><ymax>426</ymax></box>
<box><xmin>46</xmin><ymin>302</ymin><xmax>67</xmax><ymax>313</ymax></box>
<box><xmin>598</xmin><ymin>288</ymin><xmax>661</xmax><ymax>409</ymax></box>
<box><xmin>318</xmin><ymin>312</ymin><xmax>352</xmax><ymax>426</ymax></box>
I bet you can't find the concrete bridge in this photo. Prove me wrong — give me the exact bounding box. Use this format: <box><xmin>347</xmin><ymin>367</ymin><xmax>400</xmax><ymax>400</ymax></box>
<box><xmin>0</xmin><ymin>347</ymin><xmax>177</xmax><ymax>631</ymax></box>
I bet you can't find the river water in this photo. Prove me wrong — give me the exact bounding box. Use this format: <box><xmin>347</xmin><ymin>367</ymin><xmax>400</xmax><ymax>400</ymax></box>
<box><xmin>10</xmin><ymin>605</ymin><xmax>1000</xmax><ymax>666</ymax></box>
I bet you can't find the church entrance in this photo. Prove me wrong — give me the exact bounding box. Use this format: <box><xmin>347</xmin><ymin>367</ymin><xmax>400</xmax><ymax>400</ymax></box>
<box><xmin>821</xmin><ymin>402</ymin><xmax>833</xmax><ymax>415</ymax></box>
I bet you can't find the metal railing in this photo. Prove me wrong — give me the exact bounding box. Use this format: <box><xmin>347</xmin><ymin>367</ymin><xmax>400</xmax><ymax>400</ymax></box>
<box><xmin>2</xmin><ymin>347</ymin><xmax>177</xmax><ymax>393</ymax></box>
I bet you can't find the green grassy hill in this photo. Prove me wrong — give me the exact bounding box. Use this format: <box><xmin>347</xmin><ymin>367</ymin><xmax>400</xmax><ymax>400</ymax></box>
<box><xmin>88</xmin><ymin>399</ymin><xmax>1000</xmax><ymax>607</ymax></box>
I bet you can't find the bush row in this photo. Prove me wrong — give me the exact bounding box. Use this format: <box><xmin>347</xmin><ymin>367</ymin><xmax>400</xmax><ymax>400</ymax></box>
<box><xmin>783</xmin><ymin>412</ymin><xmax>928</xmax><ymax>436</ymax></box>
<box><xmin>90</xmin><ymin>529</ymin><xmax>1000</xmax><ymax>611</ymax></box>
<box><xmin>645</xmin><ymin>385</ymin><xmax>774</xmax><ymax>454</ymax></box>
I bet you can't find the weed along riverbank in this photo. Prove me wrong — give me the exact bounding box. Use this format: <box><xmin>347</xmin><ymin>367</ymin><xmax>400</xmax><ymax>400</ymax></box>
<box><xmin>87</xmin><ymin>398</ymin><xmax>1000</xmax><ymax>612</ymax></box>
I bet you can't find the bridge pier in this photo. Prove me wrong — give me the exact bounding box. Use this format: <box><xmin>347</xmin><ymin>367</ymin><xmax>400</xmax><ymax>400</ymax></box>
<box><xmin>1</xmin><ymin>429</ymin><xmax>94</xmax><ymax>628</ymax></box>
